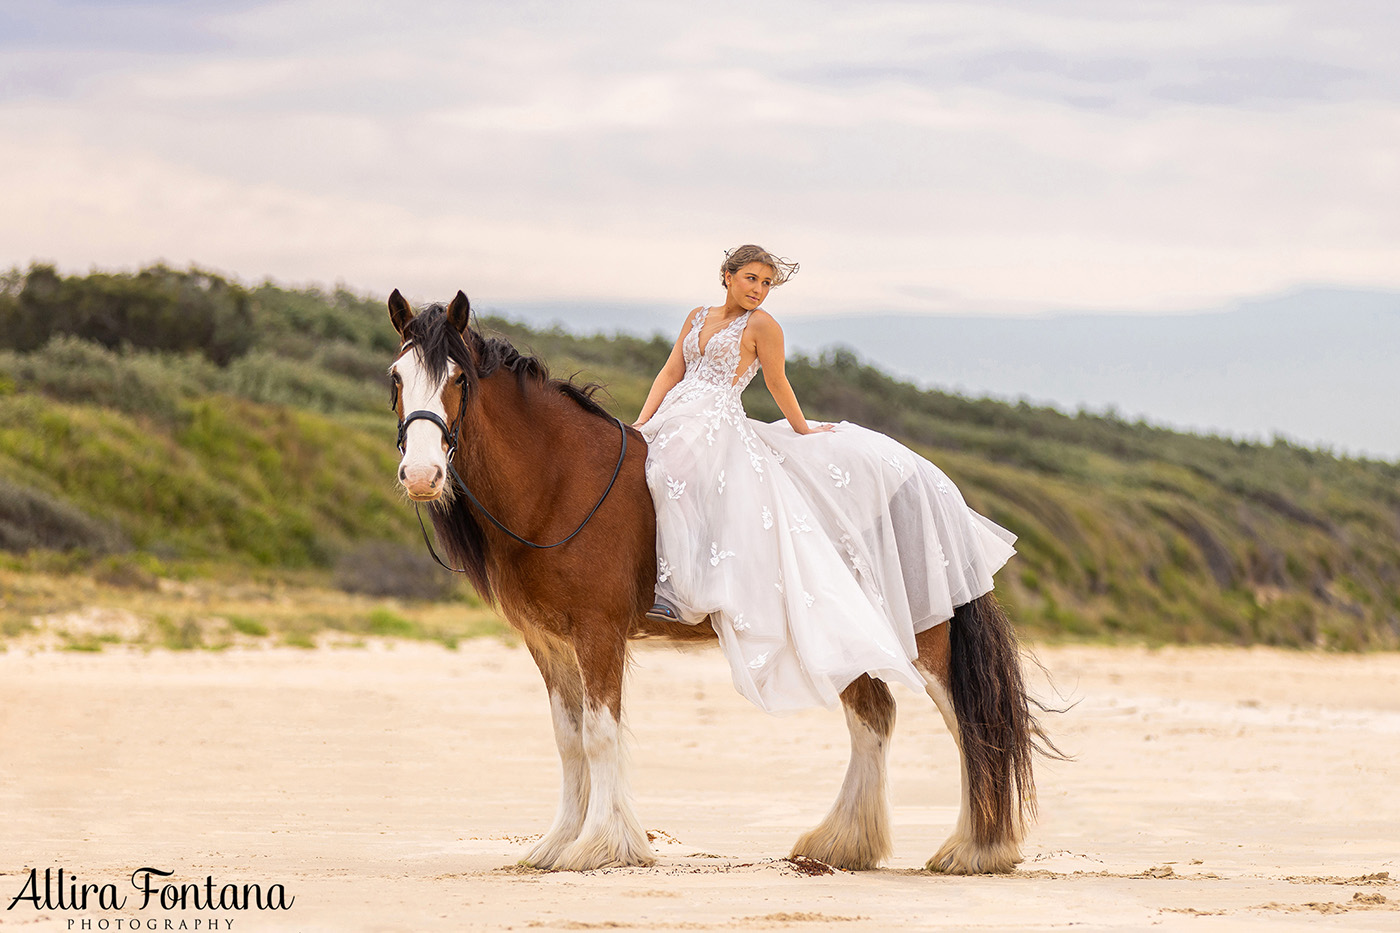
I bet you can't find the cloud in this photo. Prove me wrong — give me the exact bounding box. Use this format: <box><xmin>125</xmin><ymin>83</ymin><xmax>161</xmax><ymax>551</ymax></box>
<box><xmin>1</xmin><ymin>0</ymin><xmax>1398</xmax><ymax>314</ymax></box>
<box><xmin>0</xmin><ymin>1</ymin><xmax>255</xmax><ymax>55</ymax></box>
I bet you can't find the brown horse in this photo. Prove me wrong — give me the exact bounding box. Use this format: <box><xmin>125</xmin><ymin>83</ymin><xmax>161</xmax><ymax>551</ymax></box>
<box><xmin>387</xmin><ymin>289</ymin><xmax>1050</xmax><ymax>874</ymax></box>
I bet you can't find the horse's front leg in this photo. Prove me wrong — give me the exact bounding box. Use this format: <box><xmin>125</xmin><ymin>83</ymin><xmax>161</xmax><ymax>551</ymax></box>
<box><xmin>553</xmin><ymin>624</ymin><xmax>655</xmax><ymax>870</ymax></box>
<box><xmin>519</xmin><ymin>630</ymin><xmax>590</xmax><ymax>869</ymax></box>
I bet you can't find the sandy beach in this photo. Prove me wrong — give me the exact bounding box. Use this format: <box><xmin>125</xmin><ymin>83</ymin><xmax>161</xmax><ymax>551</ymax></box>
<box><xmin>1</xmin><ymin>639</ymin><xmax>1397</xmax><ymax>932</ymax></box>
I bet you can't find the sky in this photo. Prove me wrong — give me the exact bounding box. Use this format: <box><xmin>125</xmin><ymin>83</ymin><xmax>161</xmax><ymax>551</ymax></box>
<box><xmin>2</xmin><ymin>0</ymin><xmax>1398</xmax><ymax>318</ymax></box>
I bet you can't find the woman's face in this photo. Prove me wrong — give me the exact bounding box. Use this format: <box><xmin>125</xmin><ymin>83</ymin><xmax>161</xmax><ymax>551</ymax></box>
<box><xmin>725</xmin><ymin>262</ymin><xmax>776</xmax><ymax>311</ymax></box>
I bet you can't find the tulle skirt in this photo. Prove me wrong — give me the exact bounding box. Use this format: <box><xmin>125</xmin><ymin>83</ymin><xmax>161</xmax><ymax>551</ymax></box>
<box><xmin>642</xmin><ymin>388</ymin><xmax>1016</xmax><ymax>714</ymax></box>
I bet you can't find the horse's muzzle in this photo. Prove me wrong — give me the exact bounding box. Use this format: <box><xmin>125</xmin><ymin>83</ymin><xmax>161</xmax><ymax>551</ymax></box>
<box><xmin>400</xmin><ymin>463</ymin><xmax>445</xmax><ymax>500</ymax></box>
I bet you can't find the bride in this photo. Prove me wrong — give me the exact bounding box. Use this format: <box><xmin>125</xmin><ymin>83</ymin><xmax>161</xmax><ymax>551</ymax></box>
<box><xmin>634</xmin><ymin>245</ymin><xmax>1017</xmax><ymax>714</ymax></box>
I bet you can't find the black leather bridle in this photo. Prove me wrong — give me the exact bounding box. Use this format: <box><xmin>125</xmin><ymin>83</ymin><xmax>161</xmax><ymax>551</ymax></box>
<box><xmin>396</xmin><ymin>396</ymin><xmax>629</xmax><ymax>571</ymax></box>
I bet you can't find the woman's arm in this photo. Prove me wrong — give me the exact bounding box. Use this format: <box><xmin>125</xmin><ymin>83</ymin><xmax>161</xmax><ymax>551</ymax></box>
<box><xmin>753</xmin><ymin>313</ymin><xmax>833</xmax><ymax>435</ymax></box>
<box><xmin>634</xmin><ymin>308</ymin><xmax>701</xmax><ymax>427</ymax></box>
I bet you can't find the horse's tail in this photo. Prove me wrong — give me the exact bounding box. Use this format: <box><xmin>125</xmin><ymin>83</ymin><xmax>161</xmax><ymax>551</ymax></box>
<box><xmin>947</xmin><ymin>592</ymin><xmax>1062</xmax><ymax>845</ymax></box>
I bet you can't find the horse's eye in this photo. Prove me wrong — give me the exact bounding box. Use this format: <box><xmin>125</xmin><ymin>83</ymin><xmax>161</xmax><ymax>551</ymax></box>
<box><xmin>455</xmin><ymin>374</ymin><xmax>467</xmax><ymax>387</ymax></box>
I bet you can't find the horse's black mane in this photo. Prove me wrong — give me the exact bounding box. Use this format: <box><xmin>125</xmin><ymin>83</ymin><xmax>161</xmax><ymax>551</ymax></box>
<box><xmin>403</xmin><ymin>304</ymin><xmax>611</xmax><ymax>420</ymax></box>
<box><xmin>402</xmin><ymin>304</ymin><xmax>614</xmax><ymax>604</ymax></box>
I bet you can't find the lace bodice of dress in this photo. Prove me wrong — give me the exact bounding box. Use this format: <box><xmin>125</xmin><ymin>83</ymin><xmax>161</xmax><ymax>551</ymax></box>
<box><xmin>680</xmin><ymin>306</ymin><xmax>760</xmax><ymax>394</ymax></box>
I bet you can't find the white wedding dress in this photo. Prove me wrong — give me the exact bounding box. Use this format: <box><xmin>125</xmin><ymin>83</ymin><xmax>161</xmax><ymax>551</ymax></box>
<box><xmin>640</xmin><ymin>306</ymin><xmax>1017</xmax><ymax>714</ymax></box>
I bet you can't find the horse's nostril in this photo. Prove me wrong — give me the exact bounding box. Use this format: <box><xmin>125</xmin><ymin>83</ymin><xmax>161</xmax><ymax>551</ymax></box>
<box><xmin>399</xmin><ymin>466</ymin><xmax>407</xmax><ymax>481</ymax></box>
<box><xmin>433</xmin><ymin>467</ymin><xmax>443</xmax><ymax>484</ymax></box>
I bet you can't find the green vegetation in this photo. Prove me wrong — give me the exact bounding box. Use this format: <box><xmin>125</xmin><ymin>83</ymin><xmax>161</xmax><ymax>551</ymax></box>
<box><xmin>1</xmin><ymin>262</ymin><xmax>1397</xmax><ymax>650</ymax></box>
<box><xmin>0</xmin><ymin>559</ymin><xmax>508</xmax><ymax>653</ymax></box>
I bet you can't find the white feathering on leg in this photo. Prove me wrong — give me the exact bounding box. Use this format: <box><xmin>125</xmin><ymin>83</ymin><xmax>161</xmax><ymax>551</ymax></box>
<box><xmin>553</xmin><ymin>704</ymin><xmax>655</xmax><ymax>870</ymax></box>
<box><xmin>923</xmin><ymin>677</ymin><xmax>1023</xmax><ymax>874</ymax></box>
<box><xmin>520</xmin><ymin>690</ymin><xmax>590</xmax><ymax>869</ymax></box>
<box><xmin>790</xmin><ymin>704</ymin><xmax>892</xmax><ymax>870</ymax></box>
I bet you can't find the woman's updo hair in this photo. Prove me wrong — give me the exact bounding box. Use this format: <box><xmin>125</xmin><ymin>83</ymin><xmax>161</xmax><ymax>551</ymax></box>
<box><xmin>720</xmin><ymin>245</ymin><xmax>799</xmax><ymax>287</ymax></box>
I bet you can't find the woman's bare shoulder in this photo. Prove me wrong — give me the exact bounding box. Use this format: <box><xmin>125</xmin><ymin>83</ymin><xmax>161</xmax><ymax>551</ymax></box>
<box><xmin>749</xmin><ymin>308</ymin><xmax>782</xmax><ymax>331</ymax></box>
<box><xmin>747</xmin><ymin>309</ymin><xmax>784</xmax><ymax>341</ymax></box>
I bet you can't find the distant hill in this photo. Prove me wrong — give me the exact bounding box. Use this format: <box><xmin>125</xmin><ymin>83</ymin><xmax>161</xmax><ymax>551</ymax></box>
<box><xmin>1</xmin><ymin>264</ymin><xmax>1397</xmax><ymax>650</ymax></box>
<box><xmin>490</xmin><ymin>287</ymin><xmax>1400</xmax><ymax>462</ymax></box>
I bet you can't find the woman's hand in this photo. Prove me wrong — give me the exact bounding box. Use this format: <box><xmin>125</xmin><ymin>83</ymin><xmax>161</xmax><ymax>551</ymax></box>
<box><xmin>800</xmin><ymin>422</ymin><xmax>836</xmax><ymax>435</ymax></box>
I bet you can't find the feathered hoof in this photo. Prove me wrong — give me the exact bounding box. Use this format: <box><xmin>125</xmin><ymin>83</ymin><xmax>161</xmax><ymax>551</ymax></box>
<box><xmin>518</xmin><ymin>829</ymin><xmax>580</xmax><ymax>871</ymax></box>
<box><xmin>926</xmin><ymin>834</ymin><xmax>1023</xmax><ymax>875</ymax></box>
<box><xmin>549</xmin><ymin>829</ymin><xmax>656</xmax><ymax>871</ymax></box>
<box><xmin>790</xmin><ymin>824</ymin><xmax>889</xmax><ymax>871</ymax></box>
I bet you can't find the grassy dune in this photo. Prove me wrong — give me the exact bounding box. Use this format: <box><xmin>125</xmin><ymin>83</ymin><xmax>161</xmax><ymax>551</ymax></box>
<box><xmin>0</xmin><ymin>560</ymin><xmax>508</xmax><ymax>652</ymax></box>
<box><xmin>1</xmin><ymin>265</ymin><xmax>1397</xmax><ymax>650</ymax></box>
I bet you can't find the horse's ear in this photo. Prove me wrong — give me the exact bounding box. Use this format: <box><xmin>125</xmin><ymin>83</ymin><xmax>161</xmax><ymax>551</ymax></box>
<box><xmin>388</xmin><ymin>289</ymin><xmax>414</xmax><ymax>337</ymax></box>
<box><xmin>447</xmin><ymin>290</ymin><xmax>471</xmax><ymax>334</ymax></box>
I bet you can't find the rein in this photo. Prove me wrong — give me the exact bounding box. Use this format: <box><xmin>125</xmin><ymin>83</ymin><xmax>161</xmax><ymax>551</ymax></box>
<box><xmin>397</xmin><ymin>406</ymin><xmax>629</xmax><ymax>572</ymax></box>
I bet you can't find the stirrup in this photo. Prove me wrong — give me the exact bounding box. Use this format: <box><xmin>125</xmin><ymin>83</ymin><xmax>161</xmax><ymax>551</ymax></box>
<box><xmin>645</xmin><ymin>600</ymin><xmax>682</xmax><ymax>624</ymax></box>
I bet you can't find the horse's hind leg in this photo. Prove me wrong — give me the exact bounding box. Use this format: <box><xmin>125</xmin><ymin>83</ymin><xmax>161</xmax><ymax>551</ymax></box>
<box><xmin>915</xmin><ymin>597</ymin><xmax>1034</xmax><ymax>874</ymax></box>
<box><xmin>790</xmin><ymin>674</ymin><xmax>895</xmax><ymax>870</ymax></box>
<box><xmin>519</xmin><ymin>629</ymin><xmax>591</xmax><ymax>870</ymax></box>
<box><xmin>553</xmin><ymin>622</ymin><xmax>655</xmax><ymax>871</ymax></box>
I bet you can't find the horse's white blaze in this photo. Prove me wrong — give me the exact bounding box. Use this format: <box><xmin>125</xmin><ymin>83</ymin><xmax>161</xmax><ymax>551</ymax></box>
<box><xmin>521</xmin><ymin>691</ymin><xmax>590</xmax><ymax>869</ymax></box>
<box><xmin>393</xmin><ymin>349</ymin><xmax>454</xmax><ymax>499</ymax></box>
<box><xmin>923</xmin><ymin>676</ymin><xmax>1023</xmax><ymax>874</ymax></box>
<box><xmin>790</xmin><ymin>704</ymin><xmax>892</xmax><ymax>869</ymax></box>
<box><xmin>553</xmin><ymin>704</ymin><xmax>655</xmax><ymax>870</ymax></box>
